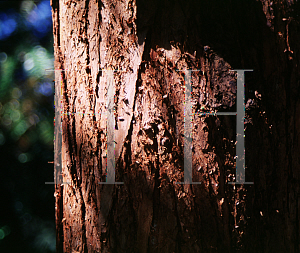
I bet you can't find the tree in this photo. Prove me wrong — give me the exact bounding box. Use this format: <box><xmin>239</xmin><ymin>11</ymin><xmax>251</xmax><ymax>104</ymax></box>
<box><xmin>51</xmin><ymin>0</ymin><xmax>300</xmax><ymax>252</ymax></box>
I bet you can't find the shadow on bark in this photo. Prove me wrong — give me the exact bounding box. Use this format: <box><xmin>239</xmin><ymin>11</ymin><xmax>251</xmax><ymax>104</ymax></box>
<box><xmin>124</xmin><ymin>0</ymin><xmax>300</xmax><ymax>252</ymax></box>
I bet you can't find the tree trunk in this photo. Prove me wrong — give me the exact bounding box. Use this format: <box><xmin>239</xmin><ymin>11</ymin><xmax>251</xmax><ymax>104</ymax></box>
<box><xmin>51</xmin><ymin>0</ymin><xmax>300</xmax><ymax>252</ymax></box>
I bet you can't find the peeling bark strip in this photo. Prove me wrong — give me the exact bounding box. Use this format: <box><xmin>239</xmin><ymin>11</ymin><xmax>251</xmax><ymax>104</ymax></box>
<box><xmin>52</xmin><ymin>0</ymin><xmax>300</xmax><ymax>252</ymax></box>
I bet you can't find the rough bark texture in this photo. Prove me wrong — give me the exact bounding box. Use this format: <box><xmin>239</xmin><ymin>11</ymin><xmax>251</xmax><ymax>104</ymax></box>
<box><xmin>51</xmin><ymin>0</ymin><xmax>300</xmax><ymax>252</ymax></box>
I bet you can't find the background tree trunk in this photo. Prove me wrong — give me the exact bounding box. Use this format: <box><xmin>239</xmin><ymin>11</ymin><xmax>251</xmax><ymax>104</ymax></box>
<box><xmin>51</xmin><ymin>0</ymin><xmax>300</xmax><ymax>252</ymax></box>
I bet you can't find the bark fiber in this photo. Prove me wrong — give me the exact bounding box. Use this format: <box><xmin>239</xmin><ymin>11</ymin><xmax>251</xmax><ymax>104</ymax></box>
<box><xmin>51</xmin><ymin>0</ymin><xmax>300</xmax><ymax>252</ymax></box>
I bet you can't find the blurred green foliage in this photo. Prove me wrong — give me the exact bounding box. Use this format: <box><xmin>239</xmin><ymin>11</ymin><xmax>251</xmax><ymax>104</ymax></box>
<box><xmin>0</xmin><ymin>0</ymin><xmax>55</xmax><ymax>252</ymax></box>
<box><xmin>0</xmin><ymin>46</ymin><xmax>54</xmax><ymax>151</ymax></box>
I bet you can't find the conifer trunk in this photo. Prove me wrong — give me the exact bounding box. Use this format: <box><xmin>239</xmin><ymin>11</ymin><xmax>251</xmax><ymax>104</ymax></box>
<box><xmin>51</xmin><ymin>0</ymin><xmax>300</xmax><ymax>252</ymax></box>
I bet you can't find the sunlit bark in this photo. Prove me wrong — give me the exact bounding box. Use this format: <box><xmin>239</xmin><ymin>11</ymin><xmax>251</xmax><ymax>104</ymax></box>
<box><xmin>52</xmin><ymin>0</ymin><xmax>300</xmax><ymax>252</ymax></box>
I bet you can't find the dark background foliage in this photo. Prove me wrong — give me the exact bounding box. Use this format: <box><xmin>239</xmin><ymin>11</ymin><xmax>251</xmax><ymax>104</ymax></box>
<box><xmin>0</xmin><ymin>1</ymin><xmax>55</xmax><ymax>252</ymax></box>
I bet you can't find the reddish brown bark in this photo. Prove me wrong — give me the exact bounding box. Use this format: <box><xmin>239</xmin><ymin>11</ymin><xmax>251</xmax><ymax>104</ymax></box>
<box><xmin>51</xmin><ymin>0</ymin><xmax>300</xmax><ymax>252</ymax></box>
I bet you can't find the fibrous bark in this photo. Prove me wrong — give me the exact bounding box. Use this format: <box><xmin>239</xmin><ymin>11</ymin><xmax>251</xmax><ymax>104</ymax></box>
<box><xmin>51</xmin><ymin>0</ymin><xmax>300</xmax><ymax>252</ymax></box>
